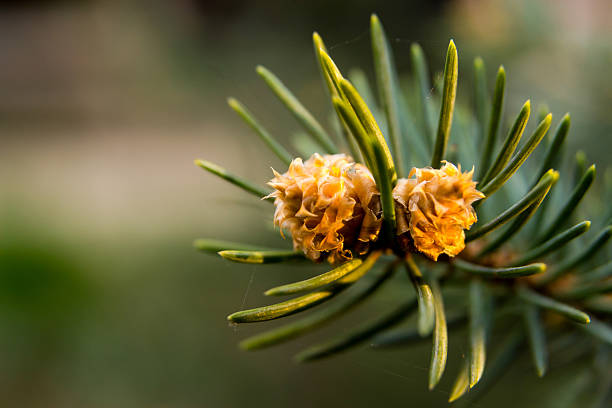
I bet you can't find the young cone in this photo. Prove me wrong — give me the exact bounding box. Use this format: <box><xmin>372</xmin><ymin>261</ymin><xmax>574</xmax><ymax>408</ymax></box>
<box><xmin>266</xmin><ymin>153</ymin><xmax>382</xmax><ymax>263</ymax></box>
<box><xmin>393</xmin><ymin>162</ymin><xmax>484</xmax><ymax>260</ymax></box>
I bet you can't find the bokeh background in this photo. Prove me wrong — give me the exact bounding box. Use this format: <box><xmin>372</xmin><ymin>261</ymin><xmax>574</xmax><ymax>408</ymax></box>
<box><xmin>1</xmin><ymin>0</ymin><xmax>611</xmax><ymax>407</ymax></box>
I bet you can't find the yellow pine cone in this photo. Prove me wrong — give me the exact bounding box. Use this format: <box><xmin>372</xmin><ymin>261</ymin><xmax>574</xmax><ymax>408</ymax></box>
<box><xmin>393</xmin><ymin>161</ymin><xmax>484</xmax><ymax>261</ymax></box>
<box><xmin>266</xmin><ymin>153</ymin><xmax>382</xmax><ymax>264</ymax></box>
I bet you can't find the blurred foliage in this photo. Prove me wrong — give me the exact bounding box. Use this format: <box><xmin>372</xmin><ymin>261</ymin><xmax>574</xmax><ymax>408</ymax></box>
<box><xmin>0</xmin><ymin>244</ymin><xmax>92</xmax><ymax>324</ymax></box>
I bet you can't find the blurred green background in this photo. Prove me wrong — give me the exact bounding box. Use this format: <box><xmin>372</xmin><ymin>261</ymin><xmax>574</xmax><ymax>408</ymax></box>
<box><xmin>1</xmin><ymin>0</ymin><xmax>611</xmax><ymax>406</ymax></box>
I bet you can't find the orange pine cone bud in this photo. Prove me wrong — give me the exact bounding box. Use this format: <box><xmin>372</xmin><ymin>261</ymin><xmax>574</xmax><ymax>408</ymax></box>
<box><xmin>393</xmin><ymin>161</ymin><xmax>485</xmax><ymax>261</ymax></box>
<box><xmin>266</xmin><ymin>153</ymin><xmax>382</xmax><ymax>264</ymax></box>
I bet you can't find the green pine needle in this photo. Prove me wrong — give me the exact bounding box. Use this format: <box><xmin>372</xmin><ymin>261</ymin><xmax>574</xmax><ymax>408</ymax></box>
<box><xmin>369</xmin><ymin>134</ymin><xmax>397</xmax><ymax>235</ymax></box>
<box><xmin>312</xmin><ymin>32</ymin><xmax>338</xmax><ymax>99</ymax></box>
<box><xmin>480</xmin><ymin>100</ymin><xmax>530</xmax><ymax>186</ymax></box>
<box><xmin>458</xmin><ymin>329</ymin><xmax>524</xmax><ymax>406</ymax></box>
<box><xmin>537</xmin><ymin>164</ymin><xmax>596</xmax><ymax>243</ymax></box>
<box><xmin>334</xmin><ymin>78</ymin><xmax>397</xmax><ymax>233</ymax></box>
<box><xmin>448</xmin><ymin>362</ymin><xmax>470</xmax><ymax>402</ymax></box>
<box><xmin>339</xmin><ymin>78</ymin><xmax>397</xmax><ymax>185</ymax></box>
<box><xmin>239</xmin><ymin>252</ymin><xmax>385</xmax><ymax>350</ymax></box>
<box><xmin>194</xmin><ymin>159</ymin><xmax>271</xmax><ymax>199</ymax></box>
<box><xmin>227</xmin><ymin>291</ymin><xmax>334</xmax><ymax>323</ymax></box>
<box><xmin>428</xmin><ymin>279</ymin><xmax>448</xmax><ymax>390</ymax></box>
<box><xmin>264</xmin><ymin>258</ymin><xmax>363</xmax><ymax>296</ymax></box>
<box><xmin>218</xmin><ymin>250</ymin><xmax>305</xmax><ymax>264</ymax></box>
<box><xmin>512</xmin><ymin>221</ymin><xmax>591</xmax><ymax>265</ymax></box>
<box><xmin>193</xmin><ymin>238</ymin><xmax>276</xmax><ymax>253</ymax></box>
<box><xmin>227</xmin><ymin>98</ymin><xmax>293</xmax><ymax>165</ymax></box>
<box><xmin>431</xmin><ymin>40</ymin><xmax>458</xmax><ymax>168</ymax></box>
<box><xmin>473</xmin><ymin>57</ymin><xmax>488</xmax><ymax>143</ymax></box>
<box><xmin>480</xmin><ymin>113</ymin><xmax>552</xmax><ymax>197</ymax></box>
<box><xmin>454</xmin><ymin>259</ymin><xmax>546</xmax><ymax>278</ymax></box>
<box><xmin>517</xmin><ymin>287</ymin><xmax>590</xmax><ymax>324</ymax></box>
<box><xmin>467</xmin><ymin>170</ymin><xmax>559</xmax><ymax>242</ymax></box>
<box><xmin>313</xmin><ymin>32</ymin><xmax>359</xmax><ymax>157</ymax></box>
<box><xmin>574</xmin><ymin>150</ymin><xmax>587</xmax><ymax>183</ymax></box>
<box><xmin>370</xmin><ymin>14</ymin><xmax>405</xmax><ymax>176</ymax></box>
<box><xmin>332</xmin><ymin>97</ymin><xmax>378</xmax><ymax>175</ymax></box>
<box><xmin>230</xmin><ymin>254</ymin><xmax>381</xmax><ymax>325</ymax></box>
<box><xmin>256</xmin><ymin>65</ymin><xmax>337</xmax><ymax>154</ymax></box>
<box><xmin>348</xmin><ymin>69</ymin><xmax>377</xmax><ymax>109</ymax></box>
<box><xmin>469</xmin><ymin>280</ymin><xmax>488</xmax><ymax>388</ymax></box>
<box><xmin>477</xmin><ymin>181</ymin><xmax>553</xmax><ymax>257</ymax></box>
<box><xmin>538</xmin><ymin>225</ymin><xmax>612</xmax><ymax>286</ymax></box>
<box><xmin>318</xmin><ymin>49</ymin><xmax>346</xmax><ymax>101</ymax></box>
<box><xmin>411</xmin><ymin>43</ymin><xmax>435</xmax><ymax>149</ymax></box>
<box><xmin>478</xmin><ymin>65</ymin><xmax>506</xmax><ymax>181</ymax></box>
<box><xmin>405</xmin><ymin>256</ymin><xmax>435</xmax><ymax>336</ymax></box>
<box><xmin>370</xmin><ymin>314</ymin><xmax>467</xmax><ymax>348</ymax></box>
<box><xmin>533</xmin><ymin>114</ymin><xmax>570</xmax><ymax>185</ymax></box>
<box><xmin>523</xmin><ymin>304</ymin><xmax>548</xmax><ymax>377</ymax></box>
<box><xmin>580</xmin><ymin>317</ymin><xmax>612</xmax><ymax>345</ymax></box>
